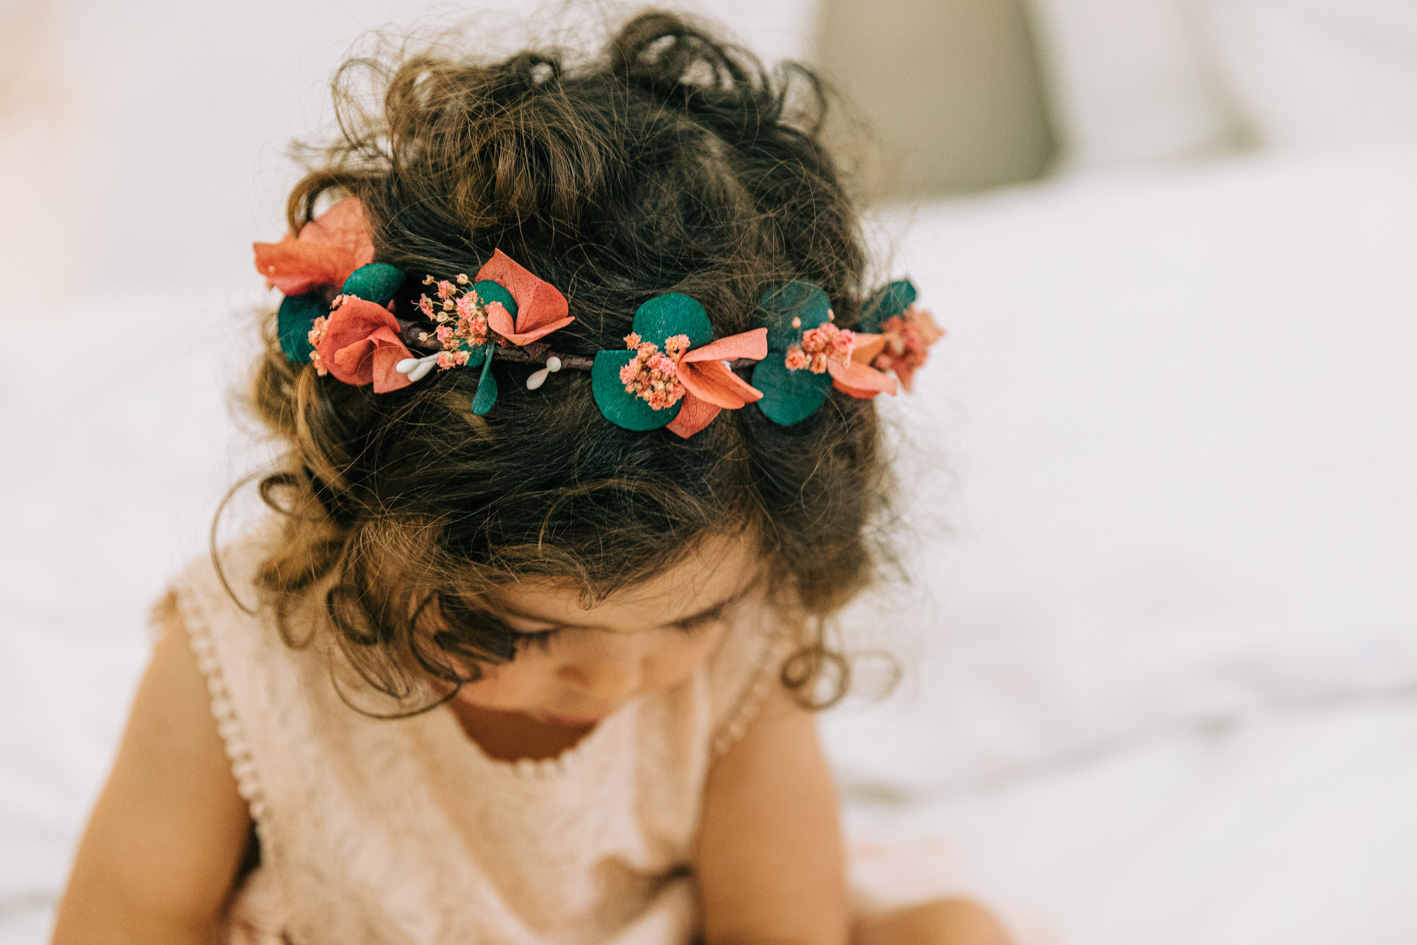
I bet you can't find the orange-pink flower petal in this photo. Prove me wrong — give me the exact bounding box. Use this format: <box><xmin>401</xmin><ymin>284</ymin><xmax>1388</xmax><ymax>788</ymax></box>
<box><xmin>893</xmin><ymin>359</ymin><xmax>922</xmax><ymax>392</ymax></box>
<box><xmin>679</xmin><ymin>327</ymin><xmax>768</xmax><ymax>364</ymax></box>
<box><xmin>827</xmin><ymin>359</ymin><xmax>898</xmax><ymax>399</ymax></box>
<box><xmin>851</xmin><ymin>332</ymin><xmax>887</xmax><ymax>365</ymax></box>
<box><xmin>486</xmin><ymin>303</ymin><xmax>574</xmax><ymax>347</ymax></box>
<box><xmin>665</xmin><ymin>394</ymin><xmax>722</xmax><ymax>438</ymax></box>
<box><xmin>476</xmin><ymin>249</ymin><xmax>573</xmax><ymax>345</ymax></box>
<box><xmin>252</xmin><ymin>196</ymin><xmax>375</xmax><ymax>296</ymax></box>
<box><xmin>317</xmin><ymin>297</ymin><xmax>413</xmax><ymax>392</ymax></box>
<box><xmin>677</xmin><ymin>359</ymin><xmax>763</xmax><ymax>409</ymax></box>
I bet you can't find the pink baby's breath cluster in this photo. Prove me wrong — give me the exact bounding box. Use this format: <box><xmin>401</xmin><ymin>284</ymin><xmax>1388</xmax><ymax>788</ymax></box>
<box><xmin>415</xmin><ymin>274</ymin><xmax>491</xmax><ymax>371</ymax></box>
<box><xmin>619</xmin><ymin>332</ymin><xmax>691</xmax><ymax>410</ymax></box>
<box><xmin>785</xmin><ymin>322</ymin><xmax>856</xmax><ymax>373</ymax></box>
<box><xmin>308</xmin><ymin>316</ymin><xmax>329</xmax><ymax>376</ymax></box>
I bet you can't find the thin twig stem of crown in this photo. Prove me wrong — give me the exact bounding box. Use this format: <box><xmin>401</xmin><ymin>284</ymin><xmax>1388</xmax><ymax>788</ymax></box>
<box><xmin>398</xmin><ymin>323</ymin><xmax>756</xmax><ymax>373</ymax></box>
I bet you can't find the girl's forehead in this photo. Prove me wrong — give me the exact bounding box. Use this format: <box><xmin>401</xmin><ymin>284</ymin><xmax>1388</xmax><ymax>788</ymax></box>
<box><xmin>490</xmin><ymin>532</ymin><xmax>762</xmax><ymax>629</ymax></box>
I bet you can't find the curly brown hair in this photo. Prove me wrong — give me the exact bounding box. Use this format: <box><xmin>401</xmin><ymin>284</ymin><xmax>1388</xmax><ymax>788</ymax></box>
<box><xmin>231</xmin><ymin>9</ymin><xmax>895</xmax><ymax>713</ymax></box>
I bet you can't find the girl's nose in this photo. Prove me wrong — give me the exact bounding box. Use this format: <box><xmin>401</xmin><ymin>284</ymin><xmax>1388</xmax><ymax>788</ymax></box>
<box><xmin>557</xmin><ymin>653</ymin><xmax>643</xmax><ymax>704</ymax></box>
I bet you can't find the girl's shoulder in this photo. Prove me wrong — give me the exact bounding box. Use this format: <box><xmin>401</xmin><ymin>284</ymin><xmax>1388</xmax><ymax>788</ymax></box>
<box><xmin>155</xmin><ymin>520</ymin><xmax>338</xmax><ymax>820</ymax></box>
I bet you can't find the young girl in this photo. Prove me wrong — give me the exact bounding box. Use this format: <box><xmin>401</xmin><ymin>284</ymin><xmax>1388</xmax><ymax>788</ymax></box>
<box><xmin>52</xmin><ymin>11</ymin><xmax>1014</xmax><ymax>945</ymax></box>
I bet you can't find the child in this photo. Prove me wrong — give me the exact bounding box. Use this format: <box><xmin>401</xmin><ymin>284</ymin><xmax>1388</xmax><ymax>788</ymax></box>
<box><xmin>52</xmin><ymin>11</ymin><xmax>1013</xmax><ymax>945</ymax></box>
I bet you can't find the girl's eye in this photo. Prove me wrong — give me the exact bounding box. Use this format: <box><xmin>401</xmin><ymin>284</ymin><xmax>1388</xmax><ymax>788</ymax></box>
<box><xmin>510</xmin><ymin>602</ymin><xmax>730</xmax><ymax>649</ymax></box>
<box><xmin>671</xmin><ymin>605</ymin><xmax>727</xmax><ymax>635</ymax></box>
<box><xmin>514</xmin><ymin>628</ymin><xmax>562</xmax><ymax>651</ymax></box>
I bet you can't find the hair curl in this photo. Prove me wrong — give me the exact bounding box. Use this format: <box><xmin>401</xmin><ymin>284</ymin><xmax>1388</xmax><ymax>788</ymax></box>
<box><xmin>231</xmin><ymin>10</ymin><xmax>894</xmax><ymax>713</ymax></box>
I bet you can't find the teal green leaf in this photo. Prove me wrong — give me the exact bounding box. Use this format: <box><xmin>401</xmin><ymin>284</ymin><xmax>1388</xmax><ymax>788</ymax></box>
<box><xmin>632</xmin><ymin>293</ymin><xmax>712</xmax><ymax>349</ymax></box>
<box><xmin>277</xmin><ymin>293</ymin><xmax>326</xmax><ymax>363</ymax></box>
<box><xmin>473</xmin><ymin>280</ymin><xmax>517</xmax><ymax>318</ymax></box>
<box><xmin>758</xmin><ymin>281</ymin><xmax>833</xmax><ymax>350</ymax></box>
<box><xmin>341</xmin><ymin>263</ymin><xmax>405</xmax><ymax>305</ymax></box>
<box><xmin>591</xmin><ymin>350</ymin><xmax>679</xmax><ymax>430</ymax></box>
<box><xmin>452</xmin><ymin>342</ymin><xmax>488</xmax><ymax>368</ymax></box>
<box><xmin>752</xmin><ymin>356</ymin><xmax>832</xmax><ymax>426</ymax></box>
<box><xmin>859</xmin><ymin>279</ymin><xmax>917</xmax><ymax>333</ymax></box>
<box><xmin>471</xmin><ymin>346</ymin><xmax>498</xmax><ymax>415</ymax></box>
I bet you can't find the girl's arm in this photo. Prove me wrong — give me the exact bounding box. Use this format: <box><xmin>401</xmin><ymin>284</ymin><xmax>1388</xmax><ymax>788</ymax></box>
<box><xmin>51</xmin><ymin>596</ymin><xmax>253</xmax><ymax>945</ymax></box>
<box><xmin>696</xmin><ymin>683</ymin><xmax>1017</xmax><ymax>945</ymax></box>
<box><xmin>695</xmin><ymin>682</ymin><xmax>851</xmax><ymax>945</ymax></box>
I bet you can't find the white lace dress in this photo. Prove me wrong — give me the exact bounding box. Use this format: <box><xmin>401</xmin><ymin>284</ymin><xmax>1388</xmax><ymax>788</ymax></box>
<box><xmin>162</xmin><ymin>527</ymin><xmax>965</xmax><ymax>945</ymax></box>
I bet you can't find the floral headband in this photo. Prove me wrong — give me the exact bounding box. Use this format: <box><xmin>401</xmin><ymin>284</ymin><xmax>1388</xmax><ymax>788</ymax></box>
<box><xmin>254</xmin><ymin>197</ymin><xmax>942</xmax><ymax>438</ymax></box>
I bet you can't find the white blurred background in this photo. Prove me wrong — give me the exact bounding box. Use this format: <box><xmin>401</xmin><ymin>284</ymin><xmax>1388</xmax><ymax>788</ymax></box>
<box><xmin>2</xmin><ymin>1</ymin><xmax>1416</xmax><ymax>943</ymax></box>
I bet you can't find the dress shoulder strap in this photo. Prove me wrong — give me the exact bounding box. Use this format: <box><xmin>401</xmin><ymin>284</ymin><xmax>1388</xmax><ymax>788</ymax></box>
<box><xmin>704</xmin><ymin>596</ymin><xmax>797</xmax><ymax>758</ymax></box>
<box><xmin>157</xmin><ymin>523</ymin><xmax>296</xmax><ymax>825</ymax></box>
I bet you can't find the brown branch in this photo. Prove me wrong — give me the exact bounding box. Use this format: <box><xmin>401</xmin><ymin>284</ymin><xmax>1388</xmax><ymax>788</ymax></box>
<box><xmin>398</xmin><ymin>322</ymin><xmax>759</xmax><ymax>373</ymax></box>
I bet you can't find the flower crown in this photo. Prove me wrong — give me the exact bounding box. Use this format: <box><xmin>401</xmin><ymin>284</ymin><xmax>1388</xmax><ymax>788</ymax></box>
<box><xmin>254</xmin><ymin>197</ymin><xmax>943</xmax><ymax>438</ymax></box>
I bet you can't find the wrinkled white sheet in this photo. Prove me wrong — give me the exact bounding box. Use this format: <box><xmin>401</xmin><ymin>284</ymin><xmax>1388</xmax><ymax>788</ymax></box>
<box><xmin>822</xmin><ymin>145</ymin><xmax>1417</xmax><ymax>941</ymax></box>
<box><xmin>3</xmin><ymin>147</ymin><xmax>1415</xmax><ymax>942</ymax></box>
<box><xmin>839</xmin><ymin>694</ymin><xmax>1417</xmax><ymax>945</ymax></box>
<box><xmin>825</xmin><ymin>145</ymin><xmax>1417</xmax><ymax>786</ymax></box>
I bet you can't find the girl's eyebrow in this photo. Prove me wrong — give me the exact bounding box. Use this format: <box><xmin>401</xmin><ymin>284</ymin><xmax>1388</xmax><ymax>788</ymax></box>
<box><xmin>496</xmin><ymin>582</ymin><xmax>755</xmax><ymax>632</ymax></box>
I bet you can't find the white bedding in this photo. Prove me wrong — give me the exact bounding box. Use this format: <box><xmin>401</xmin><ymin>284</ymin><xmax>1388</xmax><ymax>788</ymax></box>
<box><xmin>829</xmin><ymin>144</ymin><xmax>1417</xmax><ymax>788</ymax></box>
<box><xmin>3</xmin><ymin>147</ymin><xmax>1415</xmax><ymax>943</ymax></box>
<box><xmin>824</xmin><ymin>145</ymin><xmax>1417</xmax><ymax>941</ymax></box>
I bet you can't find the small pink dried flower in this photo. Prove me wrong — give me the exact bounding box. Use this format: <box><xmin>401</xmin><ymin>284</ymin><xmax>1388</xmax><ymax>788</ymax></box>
<box><xmin>307</xmin><ymin>316</ymin><xmax>329</xmax><ymax>376</ymax></box>
<box><xmin>662</xmin><ymin>335</ymin><xmax>690</xmax><ymax>359</ymax></box>
<box><xmin>786</xmin><ymin>322</ymin><xmax>856</xmax><ymax>374</ymax></box>
<box><xmin>619</xmin><ymin>332</ymin><xmax>692</xmax><ymax>409</ymax></box>
<box><xmin>415</xmin><ymin>280</ymin><xmax>494</xmax><ymax>371</ymax></box>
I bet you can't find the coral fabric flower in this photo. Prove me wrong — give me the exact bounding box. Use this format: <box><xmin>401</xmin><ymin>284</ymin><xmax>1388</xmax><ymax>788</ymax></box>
<box><xmin>316</xmin><ymin>297</ymin><xmax>413</xmax><ymax>393</ymax></box>
<box><xmin>592</xmin><ymin>293</ymin><xmax>767</xmax><ymax>438</ymax></box>
<box><xmin>253</xmin><ymin>196</ymin><xmax>376</xmax><ymax>297</ymax></box>
<box><xmin>790</xmin><ymin>321</ymin><xmax>898</xmax><ymax>399</ymax></box>
<box><xmin>477</xmin><ymin>249</ymin><xmax>574</xmax><ymax>345</ymax></box>
<box><xmin>612</xmin><ymin>328</ymin><xmax>767</xmax><ymax>436</ymax></box>
<box><xmin>852</xmin><ymin>280</ymin><xmax>941</xmax><ymax>391</ymax></box>
<box><xmin>866</xmin><ymin>306</ymin><xmax>944</xmax><ymax>391</ymax></box>
<box><xmin>667</xmin><ymin>328</ymin><xmax>768</xmax><ymax>437</ymax></box>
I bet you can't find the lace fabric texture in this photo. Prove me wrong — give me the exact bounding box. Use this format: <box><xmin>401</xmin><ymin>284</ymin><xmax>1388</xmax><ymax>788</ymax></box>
<box><xmin>165</xmin><ymin>527</ymin><xmax>788</xmax><ymax>945</ymax></box>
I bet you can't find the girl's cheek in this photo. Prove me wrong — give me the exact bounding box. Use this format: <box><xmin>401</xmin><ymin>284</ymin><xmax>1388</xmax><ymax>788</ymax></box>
<box><xmin>644</xmin><ymin>625</ymin><xmax>729</xmax><ymax>691</ymax></box>
<box><xmin>457</xmin><ymin>658</ymin><xmax>546</xmax><ymax>708</ymax></box>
